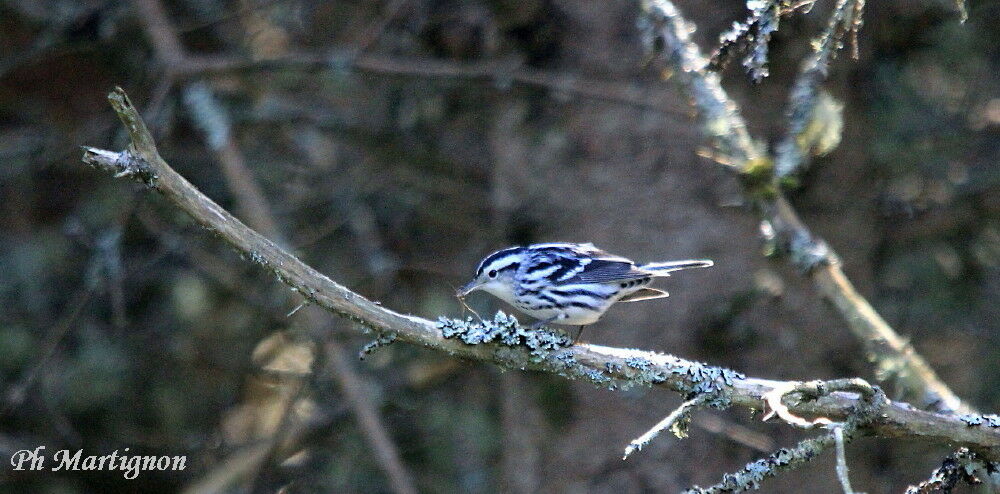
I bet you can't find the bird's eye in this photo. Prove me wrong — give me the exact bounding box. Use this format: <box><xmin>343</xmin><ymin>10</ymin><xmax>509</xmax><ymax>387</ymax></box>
<box><xmin>488</xmin><ymin>270</ymin><xmax>498</xmax><ymax>278</ymax></box>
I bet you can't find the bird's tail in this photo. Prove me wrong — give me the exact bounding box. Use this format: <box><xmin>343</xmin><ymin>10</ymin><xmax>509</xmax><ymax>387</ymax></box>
<box><xmin>640</xmin><ymin>259</ymin><xmax>714</xmax><ymax>275</ymax></box>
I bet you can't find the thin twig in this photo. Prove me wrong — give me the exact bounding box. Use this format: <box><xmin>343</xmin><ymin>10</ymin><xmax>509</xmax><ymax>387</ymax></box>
<box><xmin>2</xmin><ymin>288</ymin><xmax>94</xmax><ymax>415</ymax></box>
<box><xmin>833</xmin><ymin>426</ymin><xmax>857</xmax><ymax>494</ymax></box>
<box><xmin>320</xmin><ymin>332</ymin><xmax>416</xmax><ymax>494</ymax></box>
<box><xmin>762</xmin><ymin>381</ymin><xmax>834</xmax><ymax>428</ymax></box>
<box><xmin>623</xmin><ymin>395</ymin><xmax>709</xmax><ymax>459</ymax></box>
<box><xmin>774</xmin><ymin>0</ymin><xmax>863</xmax><ymax>178</ymax></box>
<box><xmin>692</xmin><ymin>414</ymin><xmax>776</xmax><ymax>452</ymax></box>
<box><xmin>167</xmin><ymin>53</ymin><xmax>687</xmax><ymax>117</ymax></box>
<box><xmin>762</xmin><ymin>378</ymin><xmax>885</xmax><ymax>429</ymax></box>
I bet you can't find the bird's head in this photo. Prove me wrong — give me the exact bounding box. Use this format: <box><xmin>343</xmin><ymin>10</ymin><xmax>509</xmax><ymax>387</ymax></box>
<box><xmin>456</xmin><ymin>246</ymin><xmax>524</xmax><ymax>301</ymax></box>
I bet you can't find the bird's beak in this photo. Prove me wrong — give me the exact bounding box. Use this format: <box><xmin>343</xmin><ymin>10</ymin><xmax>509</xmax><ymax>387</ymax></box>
<box><xmin>456</xmin><ymin>281</ymin><xmax>479</xmax><ymax>298</ymax></box>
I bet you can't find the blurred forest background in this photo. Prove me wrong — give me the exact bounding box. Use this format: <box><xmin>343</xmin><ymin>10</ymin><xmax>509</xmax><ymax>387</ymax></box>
<box><xmin>1</xmin><ymin>0</ymin><xmax>998</xmax><ymax>492</ymax></box>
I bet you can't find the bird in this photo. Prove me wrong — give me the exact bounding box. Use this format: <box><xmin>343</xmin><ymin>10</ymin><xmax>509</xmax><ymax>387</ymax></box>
<box><xmin>456</xmin><ymin>242</ymin><xmax>713</xmax><ymax>340</ymax></box>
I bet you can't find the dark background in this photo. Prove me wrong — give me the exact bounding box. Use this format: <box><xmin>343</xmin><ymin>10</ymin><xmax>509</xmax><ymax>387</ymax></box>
<box><xmin>0</xmin><ymin>0</ymin><xmax>998</xmax><ymax>492</ymax></box>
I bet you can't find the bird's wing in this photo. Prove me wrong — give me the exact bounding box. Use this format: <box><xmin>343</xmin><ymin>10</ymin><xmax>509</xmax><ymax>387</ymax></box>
<box><xmin>525</xmin><ymin>243</ymin><xmax>647</xmax><ymax>283</ymax></box>
<box><xmin>522</xmin><ymin>252</ymin><xmax>592</xmax><ymax>282</ymax></box>
<box><xmin>559</xmin><ymin>258</ymin><xmax>650</xmax><ymax>284</ymax></box>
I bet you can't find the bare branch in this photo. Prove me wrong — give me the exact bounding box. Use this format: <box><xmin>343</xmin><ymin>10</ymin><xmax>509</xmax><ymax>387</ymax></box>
<box><xmin>834</xmin><ymin>426</ymin><xmax>857</xmax><ymax>494</ymax></box>
<box><xmin>80</xmin><ymin>88</ymin><xmax>1000</xmax><ymax>463</ymax></box>
<box><xmin>130</xmin><ymin>2</ymin><xmax>417</xmax><ymax>491</ymax></box>
<box><xmin>181</xmin><ymin>82</ymin><xmax>285</xmax><ymax>243</ymax></box>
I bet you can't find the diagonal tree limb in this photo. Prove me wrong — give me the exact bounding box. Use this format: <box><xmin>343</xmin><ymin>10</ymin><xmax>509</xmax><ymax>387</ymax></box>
<box><xmin>80</xmin><ymin>87</ymin><xmax>1000</xmax><ymax>460</ymax></box>
<box><xmin>639</xmin><ymin>0</ymin><xmax>971</xmax><ymax>414</ymax></box>
<box><xmin>129</xmin><ymin>1</ymin><xmax>417</xmax><ymax>492</ymax></box>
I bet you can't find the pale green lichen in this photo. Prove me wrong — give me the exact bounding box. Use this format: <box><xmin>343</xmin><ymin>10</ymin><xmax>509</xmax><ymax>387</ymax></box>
<box><xmin>905</xmin><ymin>448</ymin><xmax>985</xmax><ymax>494</ymax></box>
<box><xmin>436</xmin><ymin>312</ymin><xmax>620</xmax><ymax>388</ymax></box>
<box><xmin>685</xmin><ymin>433</ymin><xmax>835</xmax><ymax>493</ymax></box>
<box><xmin>437</xmin><ymin>312</ymin><xmax>570</xmax><ymax>358</ymax></box>
<box><xmin>959</xmin><ymin>414</ymin><xmax>1000</xmax><ymax>428</ymax></box>
<box><xmin>759</xmin><ymin>218</ymin><xmax>834</xmax><ymax>273</ymax></box>
<box><xmin>621</xmin><ymin>354</ymin><xmax>744</xmax><ymax>406</ymax></box>
<box><xmin>710</xmin><ymin>0</ymin><xmax>785</xmax><ymax>82</ymax></box>
<box><xmin>624</xmin><ymin>356</ymin><xmax>669</xmax><ymax>384</ymax></box>
<box><xmin>436</xmin><ymin>313</ymin><xmax>748</xmax><ymax>420</ymax></box>
<box><xmin>359</xmin><ymin>331</ymin><xmax>397</xmax><ymax>360</ymax></box>
<box><xmin>788</xmin><ymin>229</ymin><xmax>833</xmax><ymax>272</ymax></box>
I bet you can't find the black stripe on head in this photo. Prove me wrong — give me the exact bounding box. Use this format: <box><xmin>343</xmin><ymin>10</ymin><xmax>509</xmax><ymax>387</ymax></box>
<box><xmin>475</xmin><ymin>247</ymin><xmax>524</xmax><ymax>277</ymax></box>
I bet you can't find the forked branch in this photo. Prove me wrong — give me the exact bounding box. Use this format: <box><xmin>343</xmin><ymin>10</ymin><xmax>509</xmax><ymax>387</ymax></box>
<box><xmin>640</xmin><ymin>0</ymin><xmax>971</xmax><ymax>415</ymax></box>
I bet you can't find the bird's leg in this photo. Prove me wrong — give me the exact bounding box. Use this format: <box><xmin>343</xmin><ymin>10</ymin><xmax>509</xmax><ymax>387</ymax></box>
<box><xmin>574</xmin><ymin>325</ymin><xmax>586</xmax><ymax>344</ymax></box>
<box><xmin>528</xmin><ymin>316</ymin><xmax>558</xmax><ymax>330</ymax></box>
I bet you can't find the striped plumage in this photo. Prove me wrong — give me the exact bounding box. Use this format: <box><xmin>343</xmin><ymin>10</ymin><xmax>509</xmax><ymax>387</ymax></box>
<box><xmin>457</xmin><ymin>243</ymin><xmax>713</xmax><ymax>327</ymax></box>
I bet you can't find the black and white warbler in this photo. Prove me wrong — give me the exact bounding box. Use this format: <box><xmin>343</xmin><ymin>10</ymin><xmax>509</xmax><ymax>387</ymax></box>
<box><xmin>457</xmin><ymin>243</ymin><xmax>713</xmax><ymax>337</ymax></box>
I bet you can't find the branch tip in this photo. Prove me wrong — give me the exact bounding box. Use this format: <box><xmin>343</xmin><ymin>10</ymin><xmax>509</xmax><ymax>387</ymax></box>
<box><xmin>107</xmin><ymin>87</ymin><xmax>158</xmax><ymax>155</ymax></box>
<box><xmin>81</xmin><ymin>147</ymin><xmax>158</xmax><ymax>187</ymax></box>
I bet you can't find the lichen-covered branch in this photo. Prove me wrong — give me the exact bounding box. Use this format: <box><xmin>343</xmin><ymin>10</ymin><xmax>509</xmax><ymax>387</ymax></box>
<box><xmin>687</xmin><ymin>376</ymin><xmax>886</xmax><ymax>492</ymax></box>
<box><xmin>637</xmin><ymin>0</ymin><xmax>764</xmax><ymax>170</ymax></box>
<box><xmin>80</xmin><ymin>89</ymin><xmax>1000</xmax><ymax>464</ymax></box>
<box><xmin>905</xmin><ymin>448</ymin><xmax>989</xmax><ymax>493</ymax></box>
<box><xmin>710</xmin><ymin>0</ymin><xmax>814</xmax><ymax>81</ymax></box>
<box><xmin>640</xmin><ymin>0</ymin><xmax>971</xmax><ymax>414</ymax></box>
<box><xmin>774</xmin><ymin>0</ymin><xmax>862</xmax><ymax>177</ymax></box>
